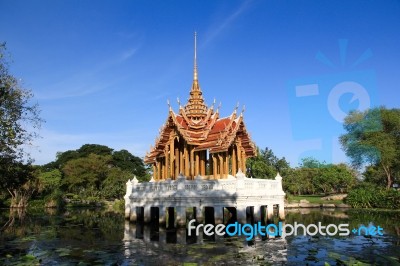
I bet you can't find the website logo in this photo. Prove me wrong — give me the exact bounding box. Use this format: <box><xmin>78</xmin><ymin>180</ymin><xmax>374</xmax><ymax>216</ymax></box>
<box><xmin>188</xmin><ymin>220</ymin><xmax>384</xmax><ymax>241</ymax></box>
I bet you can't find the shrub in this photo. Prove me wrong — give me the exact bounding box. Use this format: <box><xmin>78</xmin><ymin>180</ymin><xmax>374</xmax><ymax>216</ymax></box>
<box><xmin>112</xmin><ymin>199</ymin><xmax>125</xmax><ymax>213</ymax></box>
<box><xmin>44</xmin><ymin>190</ymin><xmax>65</xmax><ymax>209</ymax></box>
<box><xmin>346</xmin><ymin>184</ymin><xmax>400</xmax><ymax>209</ymax></box>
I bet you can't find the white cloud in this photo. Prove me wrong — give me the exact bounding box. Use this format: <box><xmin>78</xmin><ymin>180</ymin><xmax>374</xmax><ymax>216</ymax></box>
<box><xmin>119</xmin><ymin>48</ymin><xmax>138</xmax><ymax>62</ymax></box>
<box><xmin>203</xmin><ymin>1</ymin><xmax>252</xmax><ymax>46</ymax></box>
<box><xmin>35</xmin><ymin>46</ymin><xmax>140</xmax><ymax>100</ymax></box>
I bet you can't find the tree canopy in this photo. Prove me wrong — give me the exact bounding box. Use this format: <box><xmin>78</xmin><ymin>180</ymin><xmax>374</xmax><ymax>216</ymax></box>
<box><xmin>340</xmin><ymin>107</ymin><xmax>400</xmax><ymax>188</ymax></box>
<box><xmin>0</xmin><ymin>43</ymin><xmax>42</xmax><ymax>163</ymax></box>
<box><xmin>283</xmin><ymin>158</ymin><xmax>357</xmax><ymax>195</ymax></box>
<box><xmin>246</xmin><ymin>147</ymin><xmax>290</xmax><ymax>179</ymax></box>
<box><xmin>0</xmin><ymin>43</ymin><xmax>43</xmax><ymax>207</ymax></box>
<box><xmin>39</xmin><ymin>144</ymin><xmax>150</xmax><ymax>200</ymax></box>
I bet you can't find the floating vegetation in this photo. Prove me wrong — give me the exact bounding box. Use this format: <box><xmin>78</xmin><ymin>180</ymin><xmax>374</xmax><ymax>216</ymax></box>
<box><xmin>0</xmin><ymin>208</ymin><xmax>399</xmax><ymax>265</ymax></box>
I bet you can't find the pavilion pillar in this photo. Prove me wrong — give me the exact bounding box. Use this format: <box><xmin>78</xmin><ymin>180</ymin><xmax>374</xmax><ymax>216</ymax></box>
<box><xmin>195</xmin><ymin>152</ymin><xmax>200</xmax><ymax>176</ymax></box>
<box><xmin>232</xmin><ymin>146</ymin><xmax>237</xmax><ymax>175</ymax></box>
<box><xmin>176</xmin><ymin>206</ymin><xmax>186</xmax><ymax>227</ymax></box>
<box><xmin>236</xmin><ymin>142</ymin><xmax>245</xmax><ymax>174</ymax></box>
<box><xmin>157</xmin><ymin>160</ymin><xmax>161</xmax><ymax>180</ymax></box>
<box><xmin>209</xmin><ymin>152</ymin><xmax>213</xmax><ymax>178</ymax></box>
<box><xmin>253</xmin><ymin>205</ymin><xmax>261</xmax><ymax>223</ymax></box>
<box><xmin>180</xmin><ymin>147</ymin><xmax>184</xmax><ymax>175</ymax></box>
<box><xmin>165</xmin><ymin>145</ymin><xmax>169</xmax><ymax>178</ymax></box>
<box><xmin>225</xmin><ymin>152</ymin><xmax>229</xmax><ymax>178</ymax></box>
<box><xmin>184</xmin><ymin>143</ymin><xmax>190</xmax><ymax>177</ymax></box>
<box><xmin>212</xmin><ymin>154</ymin><xmax>217</xmax><ymax>179</ymax></box>
<box><xmin>236</xmin><ymin>206</ymin><xmax>247</xmax><ymax>224</ymax></box>
<box><xmin>196</xmin><ymin>206</ymin><xmax>203</xmax><ymax>224</ymax></box>
<box><xmin>159</xmin><ymin>207</ymin><xmax>166</xmax><ymax>225</ymax></box>
<box><xmin>200</xmin><ymin>151</ymin><xmax>206</xmax><ymax>176</ymax></box>
<box><xmin>267</xmin><ymin>205</ymin><xmax>274</xmax><ymax>224</ymax></box>
<box><xmin>214</xmin><ymin>206</ymin><xmax>223</xmax><ymax>224</ymax></box>
<box><xmin>279</xmin><ymin>204</ymin><xmax>285</xmax><ymax>221</ymax></box>
<box><xmin>152</xmin><ymin>164</ymin><xmax>156</xmax><ymax>180</ymax></box>
<box><xmin>161</xmin><ymin>159</ymin><xmax>165</xmax><ymax>179</ymax></box>
<box><xmin>242</xmin><ymin>151</ymin><xmax>246</xmax><ymax>174</ymax></box>
<box><xmin>129</xmin><ymin>206</ymin><xmax>137</xmax><ymax>222</ymax></box>
<box><xmin>237</xmin><ymin>147</ymin><xmax>242</xmax><ymax>172</ymax></box>
<box><xmin>170</xmin><ymin>140</ymin><xmax>175</xmax><ymax>179</ymax></box>
<box><xmin>190</xmin><ymin>148</ymin><xmax>195</xmax><ymax>179</ymax></box>
<box><xmin>175</xmin><ymin>147</ymin><xmax>179</xmax><ymax>178</ymax></box>
<box><xmin>143</xmin><ymin>206</ymin><xmax>151</xmax><ymax>223</ymax></box>
<box><xmin>218</xmin><ymin>154</ymin><xmax>223</xmax><ymax>179</ymax></box>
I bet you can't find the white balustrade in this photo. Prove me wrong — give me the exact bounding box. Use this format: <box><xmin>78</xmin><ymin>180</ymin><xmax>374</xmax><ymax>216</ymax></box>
<box><xmin>124</xmin><ymin>171</ymin><xmax>286</xmax><ymax>225</ymax></box>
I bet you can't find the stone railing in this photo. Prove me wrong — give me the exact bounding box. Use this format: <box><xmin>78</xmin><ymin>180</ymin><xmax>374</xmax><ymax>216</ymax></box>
<box><xmin>124</xmin><ymin>169</ymin><xmax>286</xmax><ymax>225</ymax></box>
<box><xmin>124</xmin><ymin>169</ymin><xmax>285</xmax><ymax>199</ymax></box>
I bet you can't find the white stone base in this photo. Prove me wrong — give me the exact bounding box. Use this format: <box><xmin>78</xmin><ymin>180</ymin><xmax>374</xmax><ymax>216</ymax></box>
<box><xmin>124</xmin><ymin>170</ymin><xmax>285</xmax><ymax>226</ymax></box>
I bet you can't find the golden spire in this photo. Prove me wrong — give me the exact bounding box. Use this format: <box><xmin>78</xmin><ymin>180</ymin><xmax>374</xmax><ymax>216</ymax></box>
<box><xmin>183</xmin><ymin>32</ymin><xmax>209</xmax><ymax>122</ymax></box>
<box><xmin>194</xmin><ymin>32</ymin><xmax>198</xmax><ymax>81</ymax></box>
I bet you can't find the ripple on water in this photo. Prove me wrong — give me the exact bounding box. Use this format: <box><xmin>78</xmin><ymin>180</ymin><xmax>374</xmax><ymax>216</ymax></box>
<box><xmin>0</xmin><ymin>208</ymin><xmax>399</xmax><ymax>265</ymax></box>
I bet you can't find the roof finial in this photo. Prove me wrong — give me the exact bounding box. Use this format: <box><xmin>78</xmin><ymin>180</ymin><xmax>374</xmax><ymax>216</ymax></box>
<box><xmin>194</xmin><ymin>32</ymin><xmax>198</xmax><ymax>81</ymax></box>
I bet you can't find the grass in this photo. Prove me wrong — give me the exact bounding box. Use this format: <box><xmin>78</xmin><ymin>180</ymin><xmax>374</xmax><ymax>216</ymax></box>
<box><xmin>287</xmin><ymin>195</ymin><xmax>344</xmax><ymax>205</ymax></box>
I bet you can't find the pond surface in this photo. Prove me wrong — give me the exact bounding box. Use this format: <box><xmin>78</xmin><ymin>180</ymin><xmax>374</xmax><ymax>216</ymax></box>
<box><xmin>0</xmin><ymin>208</ymin><xmax>399</xmax><ymax>265</ymax></box>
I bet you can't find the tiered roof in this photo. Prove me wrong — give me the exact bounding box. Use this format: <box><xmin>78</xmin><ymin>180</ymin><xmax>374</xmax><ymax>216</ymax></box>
<box><xmin>144</xmin><ymin>34</ymin><xmax>256</xmax><ymax>164</ymax></box>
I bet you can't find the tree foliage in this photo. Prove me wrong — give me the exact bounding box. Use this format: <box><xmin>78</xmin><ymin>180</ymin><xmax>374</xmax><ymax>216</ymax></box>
<box><xmin>62</xmin><ymin>154</ymin><xmax>113</xmax><ymax>195</ymax></box>
<box><xmin>346</xmin><ymin>183</ymin><xmax>400</xmax><ymax>209</ymax></box>
<box><xmin>283</xmin><ymin>158</ymin><xmax>357</xmax><ymax>195</ymax></box>
<box><xmin>100</xmin><ymin>168</ymin><xmax>132</xmax><ymax>200</ymax></box>
<box><xmin>40</xmin><ymin>144</ymin><xmax>150</xmax><ymax>200</ymax></box>
<box><xmin>0</xmin><ymin>43</ymin><xmax>41</xmax><ymax>162</ymax></box>
<box><xmin>112</xmin><ymin>149</ymin><xmax>147</xmax><ymax>177</ymax></box>
<box><xmin>340</xmin><ymin>107</ymin><xmax>400</xmax><ymax>188</ymax></box>
<box><xmin>36</xmin><ymin>168</ymin><xmax>62</xmax><ymax>195</ymax></box>
<box><xmin>246</xmin><ymin>147</ymin><xmax>290</xmax><ymax>179</ymax></box>
<box><xmin>0</xmin><ymin>43</ymin><xmax>42</xmax><ymax>207</ymax></box>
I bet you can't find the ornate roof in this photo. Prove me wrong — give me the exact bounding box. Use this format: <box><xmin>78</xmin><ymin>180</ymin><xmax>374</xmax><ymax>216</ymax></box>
<box><xmin>144</xmin><ymin>34</ymin><xmax>256</xmax><ymax>164</ymax></box>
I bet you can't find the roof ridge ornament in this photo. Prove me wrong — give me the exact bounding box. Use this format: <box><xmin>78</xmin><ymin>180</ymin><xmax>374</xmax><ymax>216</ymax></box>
<box><xmin>194</xmin><ymin>32</ymin><xmax>198</xmax><ymax>81</ymax></box>
<box><xmin>241</xmin><ymin>105</ymin><xmax>246</xmax><ymax>116</ymax></box>
<box><xmin>167</xmin><ymin>99</ymin><xmax>172</xmax><ymax>111</ymax></box>
<box><xmin>233</xmin><ymin>102</ymin><xmax>239</xmax><ymax>115</ymax></box>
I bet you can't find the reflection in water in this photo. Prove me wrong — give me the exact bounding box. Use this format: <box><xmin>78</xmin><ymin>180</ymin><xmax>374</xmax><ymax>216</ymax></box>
<box><xmin>123</xmin><ymin>221</ymin><xmax>288</xmax><ymax>265</ymax></box>
<box><xmin>0</xmin><ymin>208</ymin><xmax>399</xmax><ymax>265</ymax></box>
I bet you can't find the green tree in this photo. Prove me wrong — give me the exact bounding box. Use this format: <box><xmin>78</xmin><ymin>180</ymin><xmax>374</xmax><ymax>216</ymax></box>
<box><xmin>363</xmin><ymin>164</ymin><xmax>386</xmax><ymax>186</ymax></box>
<box><xmin>100</xmin><ymin>168</ymin><xmax>131</xmax><ymax>200</ymax></box>
<box><xmin>62</xmin><ymin>154</ymin><xmax>112</xmax><ymax>196</ymax></box>
<box><xmin>42</xmin><ymin>144</ymin><xmax>150</xmax><ymax>199</ymax></box>
<box><xmin>44</xmin><ymin>144</ymin><xmax>114</xmax><ymax>170</ymax></box>
<box><xmin>300</xmin><ymin>157</ymin><xmax>324</xmax><ymax>169</ymax></box>
<box><xmin>37</xmin><ymin>168</ymin><xmax>62</xmax><ymax>195</ymax></box>
<box><xmin>247</xmin><ymin>147</ymin><xmax>290</xmax><ymax>179</ymax></box>
<box><xmin>340</xmin><ymin>107</ymin><xmax>400</xmax><ymax>188</ymax></box>
<box><xmin>0</xmin><ymin>43</ymin><xmax>42</xmax><ymax>207</ymax></box>
<box><xmin>284</xmin><ymin>158</ymin><xmax>357</xmax><ymax>195</ymax></box>
<box><xmin>112</xmin><ymin>149</ymin><xmax>147</xmax><ymax>178</ymax></box>
<box><xmin>78</xmin><ymin>144</ymin><xmax>113</xmax><ymax>157</ymax></box>
<box><xmin>43</xmin><ymin>150</ymin><xmax>80</xmax><ymax>170</ymax></box>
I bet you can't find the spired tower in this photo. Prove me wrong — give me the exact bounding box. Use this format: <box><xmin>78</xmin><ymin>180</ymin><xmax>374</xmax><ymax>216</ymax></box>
<box><xmin>144</xmin><ymin>33</ymin><xmax>257</xmax><ymax>180</ymax></box>
<box><xmin>125</xmin><ymin>34</ymin><xmax>285</xmax><ymax>227</ymax></box>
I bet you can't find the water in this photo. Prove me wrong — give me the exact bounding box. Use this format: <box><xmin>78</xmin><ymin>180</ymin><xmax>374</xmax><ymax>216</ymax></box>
<box><xmin>0</xmin><ymin>208</ymin><xmax>399</xmax><ymax>265</ymax></box>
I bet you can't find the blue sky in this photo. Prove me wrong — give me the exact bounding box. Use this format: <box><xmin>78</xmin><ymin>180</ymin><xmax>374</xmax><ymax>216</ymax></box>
<box><xmin>1</xmin><ymin>0</ymin><xmax>399</xmax><ymax>166</ymax></box>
